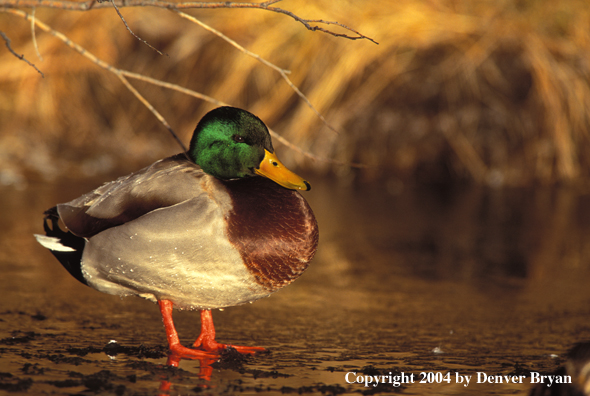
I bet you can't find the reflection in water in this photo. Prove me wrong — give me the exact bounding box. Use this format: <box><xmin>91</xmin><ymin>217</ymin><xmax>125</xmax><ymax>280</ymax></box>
<box><xmin>158</xmin><ymin>353</ymin><xmax>216</xmax><ymax>393</ymax></box>
<box><xmin>320</xmin><ymin>183</ymin><xmax>590</xmax><ymax>286</ymax></box>
<box><xmin>1</xmin><ymin>181</ymin><xmax>590</xmax><ymax>394</ymax></box>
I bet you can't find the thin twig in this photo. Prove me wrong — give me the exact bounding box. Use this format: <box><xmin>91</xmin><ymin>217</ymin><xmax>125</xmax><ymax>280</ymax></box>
<box><xmin>0</xmin><ymin>0</ymin><xmax>378</xmax><ymax>44</ymax></box>
<box><xmin>31</xmin><ymin>7</ymin><xmax>43</xmax><ymax>60</ymax></box>
<box><xmin>269</xmin><ymin>128</ymin><xmax>368</xmax><ymax>168</ymax></box>
<box><xmin>116</xmin><ymin>73</ymin><xmax>189</xmax><ymax>158</ymax></box>
<box><xmin>109</xmin><ymin>0</ymin><xmax>166</xmax><ymax>56</ymax></box>
<box><xmin>3</xmin><ymin>8</ymin><xmax>363</xmax><ymax>166</ymax></box>
<box><xmin>4</xmin><ymin>9</ymin><xmax>187</xmax><ymax>155</ymax></box>
<box><xmin>0</xmin><ymin>30</ymin><xmax>44</xmax><ymax>77</ymax></box>
<box><xmin>174</xmin><ymin>10</ymin><xmax>340</xmax><ymax>134</ymax></box>
<box><xmin>174</xmin><ymin>10</ymin><xmax>290</xmax><ymax>75</ymax></box>
<box><xmin>264</xmin><ymin>13</ymin><xmax>378</xmax><ymax>45</ymax></box>
<box><xmin>121</xmin><ymin>70</ymin><xmax>228</xmax><ymax>106</ymax></box>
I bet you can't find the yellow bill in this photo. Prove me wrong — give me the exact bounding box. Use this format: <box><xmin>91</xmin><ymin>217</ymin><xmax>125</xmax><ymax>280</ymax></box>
<box><xmin>255</xmin><ymin>149</ymin><xmax>311</xmax><ymax>191</ymax></box>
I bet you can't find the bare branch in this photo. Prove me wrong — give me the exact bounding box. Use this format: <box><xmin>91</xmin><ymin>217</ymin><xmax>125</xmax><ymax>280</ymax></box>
<box><xmin>31</xmin><ymin>7</ymin><xmax>43</xmax><ymax>60</ymax></box>
<box><xmin>264</xmin><ymin>13</ymin><xmax>379</xmax><ymax>45</ymax></box>
<box><xmin>174</xmin><ymin>10</ymin><xmax>340</xmax><ymax>134</ymax></box>
<box><xmin>174</xmin><ymin>10</ymin><xmax>290</xmax><ymax>75</ymax></box>
<box><xmin>122</xmin><ymin>70</ymin><xmax>228</xmax><ymax>106</ymax></box>
<box><xmin>2</xmin><ymin>8</ymin><xmax>362</xmax><ymax>166</ymax></box>
<box><xmin>0</xmin><ymin>30</ymin><xmax>45</xmax><ymax>77</ymax></box>
<box><xmin>269</xmin><ymin>128</ymin><xmax>369</xmax><ymax>168</ymax></box>
<box><xmin>0</xmin><ymin>0</ymin><xmax>378</xmax><ymax>44</ymax></box>
<box><xmin>108</xmin><ymin>0</ymin><xmax>167</xmax><ymax>56</ymax></box>
<box><xmin>4</xmin><ymin>9</ymin><xmax>188</xmax><ymax>155</ymax></box>
<box><xmin>116</xmin><ymin>72</ymin><xmax>190</xmax><ymax>159</ymax></box>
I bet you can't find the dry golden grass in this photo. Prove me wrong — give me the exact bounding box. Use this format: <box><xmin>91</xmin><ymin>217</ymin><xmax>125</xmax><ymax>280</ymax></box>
<box><xmin>2</xmin><ymin>0</ymin><xmax>590</xmax><ymax>187</ymax></box>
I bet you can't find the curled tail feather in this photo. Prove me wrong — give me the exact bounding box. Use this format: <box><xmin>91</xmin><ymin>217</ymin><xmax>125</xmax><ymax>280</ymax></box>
<box><xmin>34</xmin><ymin>206</ymin><xmax>88</xmax><ymax>286</ymax></box>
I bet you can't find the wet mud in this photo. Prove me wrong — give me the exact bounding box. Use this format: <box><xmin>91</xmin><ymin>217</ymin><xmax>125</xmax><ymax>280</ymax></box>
<box><xmin>1</xmin><ymin>180</ymin><xmax>590</xmax><ymax>395</ymax></box>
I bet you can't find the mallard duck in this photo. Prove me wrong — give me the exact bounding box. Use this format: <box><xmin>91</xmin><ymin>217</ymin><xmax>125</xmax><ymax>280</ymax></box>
<box><xmin>35</xmin><ymin>107</ymin><xmax>319</xmax><ymax>358</ymax></box>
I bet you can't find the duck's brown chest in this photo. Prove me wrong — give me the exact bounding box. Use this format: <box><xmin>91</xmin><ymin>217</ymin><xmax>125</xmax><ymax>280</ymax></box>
<box><xmin>222</xmin><ymin>177</ymin><xmax>319</xmax><ymax>292</ymax></box>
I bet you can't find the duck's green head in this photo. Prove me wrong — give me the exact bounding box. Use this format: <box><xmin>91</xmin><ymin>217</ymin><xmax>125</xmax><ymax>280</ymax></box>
<box><xmin>189</xmin><ymin>107</ymin><xmax>310</xmax><ymax>191</ymax></box>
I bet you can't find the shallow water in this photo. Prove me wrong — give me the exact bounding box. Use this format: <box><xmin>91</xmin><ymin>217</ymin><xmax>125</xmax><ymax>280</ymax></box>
<box><xmin>1</xmin><ymin>179</ymin><xmax>589</xmax><ymax>395</ymax></box>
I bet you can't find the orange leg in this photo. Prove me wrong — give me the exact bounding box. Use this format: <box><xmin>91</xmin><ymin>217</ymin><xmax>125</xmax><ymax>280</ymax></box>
<box><xmin>192</xmin><ymin>309</ymin><xmax>265</xmax><ymax>354</ymax></box>
<box><xmin>159</xmin><ymin>300</ymin><xmax>264</xmax><ymax>358</ymax></box>
<box><xmin>158</xmin><ymin>300</ymin><xmax>215</xmax><ymax>359</ymax></box>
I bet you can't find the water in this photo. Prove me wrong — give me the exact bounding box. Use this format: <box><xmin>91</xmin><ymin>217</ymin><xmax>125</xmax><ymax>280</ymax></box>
<box><xmin>1</xmin><ymin>179</ymin><xmax>589</xmax><ymax>395</ymax></box>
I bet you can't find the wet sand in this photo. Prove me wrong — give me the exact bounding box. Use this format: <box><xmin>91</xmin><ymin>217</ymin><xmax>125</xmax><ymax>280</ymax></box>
<box><xmin>1</xmin><ymin>179</ymin><xmax>589</xmax><ymax>395</ymax></box>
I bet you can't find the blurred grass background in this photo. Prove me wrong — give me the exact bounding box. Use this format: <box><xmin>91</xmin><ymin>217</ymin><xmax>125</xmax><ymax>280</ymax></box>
<box><xmin>2</xmin><ymin>0</ymin><xmax>590</xmax><ymax>187</ymax></box>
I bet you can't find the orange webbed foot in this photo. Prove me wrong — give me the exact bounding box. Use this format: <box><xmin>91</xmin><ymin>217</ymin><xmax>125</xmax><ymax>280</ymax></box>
<box><xmin>168</xmin><ymin>342</ymin><xmax>218</xmax><ymax>360</ymax></box>
<box><xmin>158</xmin><ymin>300</ymin><xmax>265</xmax><ymax>362</ymax></box>
<box><xmin>193</xmin><ymin>337</ymin><xmax>265</xmax><ymax>354</ymax></box>
<box><xmin>192</xmin><ymin>310</ymin><xmax>265</xmax><ymax>355</ymax></box>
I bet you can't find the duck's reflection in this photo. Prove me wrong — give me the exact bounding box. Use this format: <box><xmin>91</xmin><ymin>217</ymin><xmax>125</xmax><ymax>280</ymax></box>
<box><xmin>165</xmin><ymin>353</ymin><xmax>217</xmax><ymax>380</ymax></box>
<box><xmin>158</xmin><ymin>353</ymin><xmax>217</xmax><ymax>394</ymax></box>
<box><xmin>155</xmin><ymin>347</ymin><xmax>258</xmax><ymax>394</ymax></box>
<box><xmin>102</xmin><ymin>339</ymin><xmax>258</xmax><ymax>393</ymax></box>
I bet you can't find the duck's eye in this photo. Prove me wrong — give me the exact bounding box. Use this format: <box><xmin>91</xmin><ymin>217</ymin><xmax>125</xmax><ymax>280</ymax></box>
<box><xmin>272</xmin><ymin>161</ymin><xmax>278</xmax><ymax>167</ymax></box>
<box><xmin>232</xmin><ymin>135</ymin><xmax>245</xmax><ymax>143</ymax></box>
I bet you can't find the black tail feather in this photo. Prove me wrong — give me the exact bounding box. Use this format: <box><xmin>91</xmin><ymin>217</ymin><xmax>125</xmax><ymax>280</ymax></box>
<box><xmin>42</xmin><ymin>206</ymin><xmax>88</xmax><ymax>286</ymax></box>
